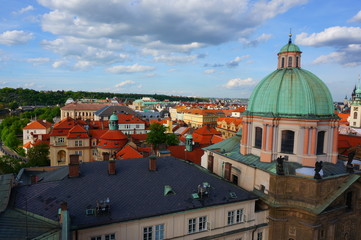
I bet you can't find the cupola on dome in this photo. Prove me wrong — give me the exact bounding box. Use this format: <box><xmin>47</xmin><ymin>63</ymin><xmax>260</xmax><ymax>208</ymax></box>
<box><xmin>245</xmin><ymin>36</ymin><xmax>336</xmax><ymax>119</ymax></box>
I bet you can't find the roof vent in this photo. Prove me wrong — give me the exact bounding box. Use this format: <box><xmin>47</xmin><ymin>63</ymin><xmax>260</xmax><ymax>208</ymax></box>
<box><xmin>164</xmin><ymin>185</ymin><xmax>176</xmax><ymax>196</ymax></box>
<box><xmin>197</xmin><ymin>182</ymin><xmax>210</xmax><ymax>198</ymax></box>
<box><xmin>96</xmin><ymin>197</ymin><xmax>111</xmax><ymax>215</ymax></box>
<box><xmin>229</xmin><ymin>192</ymin><xmax>237</xmax><ymax>199</ymax></box>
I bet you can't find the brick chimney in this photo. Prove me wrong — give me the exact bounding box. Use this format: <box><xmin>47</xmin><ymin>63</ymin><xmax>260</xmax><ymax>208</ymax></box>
<box><xmin>68</xmin><ymin>154</ymin><xmax>80</xmax><ymax>178</ymax></box>
<box><xmin>30</xmin><ymin>175</ymin><xmax>38</xmax><ymax>184</ymax></box>
<box><xmin>108</xmin><ymin>160</ymin><xmax>116</xmax><ymax>175</ymax></box>
<box><xmin>149</xmin><ymin>155</ymin><xmax>157</xmax><ymax>171</ymax></box>
<box><xmin>102</xmin><ymin>152</ymin><xmax>110</xmax><ymax>161</ymax></box>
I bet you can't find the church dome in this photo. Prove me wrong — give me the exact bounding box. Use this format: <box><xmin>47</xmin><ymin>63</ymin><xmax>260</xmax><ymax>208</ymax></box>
<box><xmin>109</xmin><ymin>113</ymin><xmax>118</xmax><ymax>121</ymax></box>
<box><xmin>246</xmin><ymin>37</ymin><xmax>336</xmax><ymax>119</ymax></box>
<box><xmin>279</xmin><ymin>42</ymin><xmax>300</xmax><ymax>53</ymax></box>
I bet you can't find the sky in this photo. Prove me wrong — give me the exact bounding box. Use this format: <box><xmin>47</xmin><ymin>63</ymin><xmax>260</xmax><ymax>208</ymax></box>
<box><xmin>0</xmin><ymin>0</ymin><xmax>361</xmax><ymax>101</ymax></box>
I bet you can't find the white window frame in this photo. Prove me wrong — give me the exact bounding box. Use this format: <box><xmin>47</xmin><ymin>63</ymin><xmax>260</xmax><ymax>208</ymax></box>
<box><xmin>75</xmin><ymin>150</ymin><xmax>82</xmax><ymax>156</ymax></box>
<box><xmin>257</xmin><ymin>231</ymin><xmax>263</xmax><ymax>240</ymax></box>
<box><xmin>188</xmin><ymin>216</ymin><xmax>207</xmax><ymax>234</ymax></box>
<box><xmin>75</xmin><ymin>140</ymin><xmax>83</xmax><ymax>147</ymax></box>
<box><xmin>143</xmin><ymin>224</ymin><xmax>164</xmax><ymax>240</ymax></box>
<box><xmin>227</xmin><ymin>209</ymin><xmax>244</xmax><ymax>225</ymax></box>
<box><xmin>105</xmin><ymin>233</ymin><xmax>115</xmax><ymax>240</ymax></box>
<box><xmin>58</xmin><ymin>137</ymin><xmax>65</xmax><ymax>143</ymax></box>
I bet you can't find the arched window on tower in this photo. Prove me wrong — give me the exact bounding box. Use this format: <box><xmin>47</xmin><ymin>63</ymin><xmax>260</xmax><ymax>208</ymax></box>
<box><xmin>296</xmin><ymin>56</ymin><xmax>299</xmax><ymax>68</ymax></box>
<box><xmin>281</xmin><ymin>130</ymin><xmax>294</xmax><ymax>153</ymax></box>
<box><xmin>281</xmin><ymin>57</ymin><xmax>285</xmax><ymax>68</ymax></box>
<box><xmin>354</xmin><ymin>111</ymin><xmax>358</xmax><ymax>119</ymax></box>
<box><xmin>288</xmin><ymin>56</ymin><xmax>292</xmax><ymax>67</ymax></box>
<box><xmin>317</xmin><ymin>131</ymin><xmax>326</xmax><ymax>155</ymax></box>
<box><xmin>255</xmin><ymin>127</ymin><xmax>262</xmax><ymax>149</ymax></box>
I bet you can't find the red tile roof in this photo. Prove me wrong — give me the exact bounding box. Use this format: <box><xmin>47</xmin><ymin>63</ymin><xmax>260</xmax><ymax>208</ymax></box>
<box><xmin>116</xmin><ymin>145</ymin><xmax>143</xmax><ymax>159</ymax></box>
<box><xmin>117</xmin><ymin>114</ymin><xmax>145</xmax><ymax>124</ymax></box>
<box><xmin>67</xmin><ymin>124</ymin><xmax>89</xmax><ymax>138</ymax></box>
<box><xmin>98</xmin><ymin>130</ymin><xmax>128</xmax><ymax>149</ymax></box>
<box><xmin>167</xmin><ymin>145</ymin><xmax>204</xmax><ymax>165</ymax></box>
<box><xmin>23</xmin><ymin>120</ymin><xmax>52</xmax><ymax>129</ymax></box>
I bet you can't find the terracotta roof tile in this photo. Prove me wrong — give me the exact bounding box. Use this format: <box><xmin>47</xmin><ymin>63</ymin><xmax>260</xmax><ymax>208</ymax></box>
<box><xmin>23</xmin><ymin>120</ymin><xmax>52</xmax><ymax>130</ymax></box>
<box><xmin>116</xmin><ymin>145</ymin><xmax>143</xmax><ymax>159</ymax></box>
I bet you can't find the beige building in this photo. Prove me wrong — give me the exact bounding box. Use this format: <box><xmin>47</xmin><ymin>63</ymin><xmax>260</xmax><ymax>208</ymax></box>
<box><xmin>6</xmin><ymin>156</ymin><xmax>269</xmax><ymax>239</ymax></box>
<box><xmin>61</xmin><ymin>102</ymin><xmax>112</xmax><ymax>120</ymax></box>
<box><xmin>183</xmin><ymin>109</ymin><xmax>225</xmax><ymax>128</ymax></box>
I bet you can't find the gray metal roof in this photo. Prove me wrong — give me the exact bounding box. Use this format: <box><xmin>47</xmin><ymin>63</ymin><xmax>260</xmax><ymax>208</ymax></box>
<box><xmin>13</xmin><ymin>157</ymin><xmax>257</xmax><ymax>230</ymax></box>
<box><xmin>95</xmin><ymin>105</ymin><xmax>138</xmax><ymax>117</ymax></box>
<box><xmin>0</xmin><ymin>174</ymin><xmax>13</xmax><ymax>213</ymax></box>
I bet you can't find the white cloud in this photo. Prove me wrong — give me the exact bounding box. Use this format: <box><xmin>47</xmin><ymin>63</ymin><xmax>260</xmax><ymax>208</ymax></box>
<box><xmin>296</xmin><ymin>27</ymin><xmax>361</xmax><ymax>66</ymax></box>
<box><xmin>223</xmin><ymin>78</ymin><xmax>256</xmax><ymax>89</ymax></box>
<box><xmin>36</xmin><ymin>0</ymin><xmax>305</xmax><ymax>70</ymax></box>
<box><xmin>349</xmin><ymin>10</ymin><xmax>361</xmax><ymax>23</ymax></box>
<box><xmin>226</xmin><ymin>55</ymin><xmax>250</xmax><ymax>67</ymax></box>
<box><xmin>296</xmin><ymin>27</ymin><xmax>361</xmax><ymax>47</ymax></box>
<box><xmin>154</xmin><ymin>55</ymin><xmax>197</xmax><ymax>65</ymax></box>
<box><xmin>26</xmin><ymin>58</ymin><xmax>50</xmax><ymax>65</ymax></box>
<box><xmin>24</xmin><ymin>82</ymin><xmax>35</xmax><ymax>88</ymax></box>
<box><xmin>13</xmin><ymin>5</ymin><xmax>34</xmax><ymax>15</ymax></box>
<box><xmin>204</xmin><ymin>69</ymin><xmax>216</xmax><ymax>74</ymax></box>
<box><xmin>52</xmin><ymin>60</ymin><xmax>67</xmax><ymax>68</ymax></box>
<box><xmin>239</xmin><ymin>33</ymin><xmax>272</xmax><ymax>47</ymax></box>
<box><xmin>115</xmin><ymin>80</ymin><xmax>135</xmax><ymax>88</ymax></box>
<box><xmin>106</xmin><ymin>64</ymin><xmax>155</xmax><ymax>74</ymax></box>
<box><xmin>0</xmin><ymin>30</ymin><xmax>33</xmax><ymax>45</ymax></box>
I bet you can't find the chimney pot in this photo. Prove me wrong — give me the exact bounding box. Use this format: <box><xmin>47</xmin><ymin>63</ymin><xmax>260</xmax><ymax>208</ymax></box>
<box><xmin>60</xmin><ymin>201</ymin><xmax>68</xmax><ymax>211</ymax></box>
<box><xmin>108</xmin><ymin>160</ymin><xmax>116</xmax><ymax>175</ymax></box>
<box><xmin>103</xmin><ymin>152</ymin><xmax>110</xmax><ymax>161</ymax></box>
<box><xmin>149</xmin><ymin>155</ymin><xmax>157</xmax><ymax>171</ymax></box>
<box><xmin>69</xmin><ymin>154</ymin><xmax>80</xmax><ymax>178</ymax></box>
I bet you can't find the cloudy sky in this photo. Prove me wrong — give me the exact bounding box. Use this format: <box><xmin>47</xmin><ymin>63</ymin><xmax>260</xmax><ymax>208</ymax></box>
<box><xmin>0</xmin><ymin>0</ymin><xmax>361</xmax><ymax>100</ymax></box>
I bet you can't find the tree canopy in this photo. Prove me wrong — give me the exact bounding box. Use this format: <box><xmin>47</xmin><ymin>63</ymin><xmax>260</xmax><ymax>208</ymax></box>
<box><xmin>146</xmin><ymin>123</ymin><xmax>179</xmax><ymax>151</ymax></box>
<box><xmin>27</xmin><ymin>142</ymin><xmax>50</xmax><ymax>167</ymax></box>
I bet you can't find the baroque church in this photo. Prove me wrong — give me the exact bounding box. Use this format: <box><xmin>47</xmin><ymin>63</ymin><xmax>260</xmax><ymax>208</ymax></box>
<box><xmin>202</xmin><ymin>35</ymin><xmax>361</xmax><ymax>240</ymax></box>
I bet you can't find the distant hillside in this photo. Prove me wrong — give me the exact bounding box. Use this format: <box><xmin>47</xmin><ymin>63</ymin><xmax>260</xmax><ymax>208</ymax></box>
<box><xmin>0</xmin><ymin>87</ymin><xmax>206</xmax><ymax>106</ymax></box>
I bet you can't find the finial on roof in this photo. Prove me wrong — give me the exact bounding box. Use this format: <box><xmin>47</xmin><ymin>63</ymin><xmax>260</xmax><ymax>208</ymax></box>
<box><xmin>288</xmin><ymin>29</ymin><xmax>292</xmax><ymax>44</ymax></box>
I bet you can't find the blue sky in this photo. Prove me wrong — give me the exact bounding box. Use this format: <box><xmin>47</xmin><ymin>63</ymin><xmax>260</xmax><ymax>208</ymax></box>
<box><xmin>0</xmin><ymin>0</ymin><xmax>361</xmax><ymax>101</ymax></box>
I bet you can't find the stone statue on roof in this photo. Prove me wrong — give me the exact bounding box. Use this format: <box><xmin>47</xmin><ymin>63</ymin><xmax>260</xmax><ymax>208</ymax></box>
<box><xmin>314</xmin><ymin>161</ymin><xmax>323</xmax><ymax>179</ymax></box>
<box><xmin>276</xmin><ymin>156</ymin><xmax>285</xmax><ymax>175</ymax></box>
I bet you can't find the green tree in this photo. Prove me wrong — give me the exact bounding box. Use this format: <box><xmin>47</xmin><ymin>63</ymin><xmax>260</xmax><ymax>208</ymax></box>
<box><xmin>146</xmin><ymin>123</ymin><xmax>179</xmax><ymax>152</ymax></box>
<box><xmin>8</xmin><ymin>101</ymin><xmax>19</xmax><ymax>110</ymax></box>
<box><xmin>0</xmin><ymin>155</ymin><xmax>23</xmax><ymax>174</ymax></box>
<box><xmin>27</xmin><ymin>143</ymin><xmax>50</xmax><ymax>167</ymax></box>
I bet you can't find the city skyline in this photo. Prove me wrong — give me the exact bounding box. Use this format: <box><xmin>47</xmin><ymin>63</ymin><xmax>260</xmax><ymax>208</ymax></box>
<box><xmin>0</xmin><ymin>0</ymin><xmax>361</xmax><ymax>101</ymax></box>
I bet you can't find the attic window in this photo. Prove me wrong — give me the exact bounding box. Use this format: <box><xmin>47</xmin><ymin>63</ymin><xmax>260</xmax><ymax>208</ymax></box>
<box><xmin>164</xmin><ymin>185</ymin><xmax>176</xmax><ymax>196</ymax></box>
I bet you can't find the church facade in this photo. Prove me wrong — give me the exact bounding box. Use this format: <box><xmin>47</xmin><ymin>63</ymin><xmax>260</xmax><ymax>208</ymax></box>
<box><xmin>202</xmin><ymin>36</ymin><xmax>361</xmax><ymax>240</ymax></box>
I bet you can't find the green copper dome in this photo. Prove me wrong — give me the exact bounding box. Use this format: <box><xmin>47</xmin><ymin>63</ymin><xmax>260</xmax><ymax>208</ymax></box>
<box><xmin>109</xmin><ymin>113</ymin><xmax>118</xmax><ymax>121</ymax></box>
<box><xmin>246</xmin><ymin>68</ymin><xmax>336</xmax><ymax>119</ymax></box>
<box><xmin>279</xmin><ymin>42</ymin><xmax>301</xmax><ymax>53</ymax></box>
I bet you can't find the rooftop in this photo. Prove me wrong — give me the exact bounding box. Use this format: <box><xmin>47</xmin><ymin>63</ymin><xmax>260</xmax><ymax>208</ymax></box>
<box><xmin>12</xmin><ymin>157</ymin><xmax>257</xmax><ymax>229</ymax></box>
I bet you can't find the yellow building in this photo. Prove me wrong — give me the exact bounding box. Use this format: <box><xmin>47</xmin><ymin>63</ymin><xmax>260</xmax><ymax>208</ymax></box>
<box><xmin>183</xmin><ymin>109</ymin><xmax>225</xmax><ymax>128</ymax></box>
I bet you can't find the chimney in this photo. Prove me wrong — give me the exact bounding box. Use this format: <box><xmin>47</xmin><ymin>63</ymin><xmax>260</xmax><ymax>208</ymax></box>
<box><xmin>30</xmin><ymin>175</ymin><xmax>38</xmax><ymax>184</ymax></box>
<box><xmin>108</xmin><ymin>160</ymin><xmax>116</xmax><ymax>175</ymax></box>
<box><xmin>59</xmin><ymin>201</ymin><xmax>70</xmax><ymax>240</ymax></box>
<box><xmin>224</xmin><ymin>162</ymin><xmax>232</xmax><ymax>181</ymax></box>
<box><xmin>149</xmin><ymin>155</ymin><xmax>157</xmax><ymax>171</ymax></box>
<box><xmin>102</xmin><ymin>152</ymin><xmax>110</xmax><ymax>161</ymax></box>
<box><xmin>68</xmin><ymin>154</ymin><xmax>80</xmax><ymax>178</ymax></box>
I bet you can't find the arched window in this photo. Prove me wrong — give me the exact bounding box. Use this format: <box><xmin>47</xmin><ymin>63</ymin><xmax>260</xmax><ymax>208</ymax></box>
<box><xmin>281</xmin><ymin>57</ymin><xmax>285</xmax><ymax>68</ymax></box>
<box><xmin>296</xmin><ymin>56</ymin><xmax>299</xmax><ymax>67</ymax></box>
<box><xmin>354</xmin><ymin>111</ymin><xmax>358</xmax><ymax>119</ymax></box>
<box><xmin>317</xmin><ymin>131</ymin><xmax>325</xmax><ymax>155</ymax></box>
<box><xmin>255</xmin><ymin>127</ymin><xmax>262</xmax><ymax>149</ymax></box>
<box><xmin>281</xmin><ymin>130</ymin><xmax>294</xmax><ymax>153</ymax></box>
<box><xmin>288</xmin><ymin>56</ymin><xmax>292</xmax><ymax>67</ymax></box>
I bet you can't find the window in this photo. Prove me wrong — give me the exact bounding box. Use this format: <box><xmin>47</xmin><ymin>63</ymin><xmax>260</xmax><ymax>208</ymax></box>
<box><xmin>232</xmin><ymin>174</ymin><xmax>238</xmax><ymax>185</ymax></box>
<box><xmin>92</xmin><ymin>149</ymin><xmax>97</xmax><ymax>156</ymax></box>
<box><xmin>75</xmin><ymin>150</ymin><xmax>82</xmax><ymax>156</ymax></box>
<box><xmin>144</xmin><ymin>224</ymin><xmax>164</xmax><ymax>240</ymax></box>
<box><xmin>155</xmin><ymin>224</ymin><xmax>164</xmax><ymax>240</ymax></box>
<box><xmin>296</xmin><ymin>56</ymin><xmax>299</xmax><ymax>67</ymax></box>
<box><xmin>188</xmin><ymin>218</ymin><xmax>196</xmax><ymax>233</ymax></box>
<box><xmin>316</xmin><ymin>131</ymin><xmax>325</xmax><ymax>155</ymax></box>
<box><xmin>288</xmin><ymin>56</ymin><xmax>292</xmax><ymax>67</ymax></box>
<box><xmin>58</xmin><ymin>137</ymin><xmax>65</xmax><ymax>143</ymax></box>
<box><xmin>75</xmin><ymin>140</ymin><xmax>82</xmax><ymax>147</ymax></box>
<box><xmin>354</xmin><ymin>112</ymin><xmax>358</xmax><ymax>119</ymax></box>
<box><xmin>91</xmin><ymin>237</ymin><xmax>101</xmax><ymax>240</ymax></box>
<box><xmin>227</xmin><ymin>209</ymin><xmax>244</xmax><ymax>225</ymax></box>
<box><xmin>255</xmin><ymin>127</ymin><xmax>262</xmax><ymax>149</ymax></box>
<box><xmin>198</xmin><ymin>216</ymin><xmax>207</xmax><ymax>231</ymax></box>
<box><xmin>281</xmin><ymin>57</ymin><xmax>285</xmax><ymax>68</ymax></box>
<box><xmin>257</xmin><ymin>232</ymin><xmax>263</xmax><ymax>240</ymax></box>
<box><xmin>188</xmin><ymin>217</ymin><xmax>207</xmax><ymax>234</ymax></box>
<box><xmin>105</xmin><ymin>234</ymin><xmax>115</xmax><ymax>240</ymax></box>
<box><xmin>281</xmin><ymin>130</ymin><xmax>294</xmax><ymax>154</ymax></box>
<box><xmin>144</xmin><ymin>226</ymin><xmax>152</xmax><ymax>240</ymax></box>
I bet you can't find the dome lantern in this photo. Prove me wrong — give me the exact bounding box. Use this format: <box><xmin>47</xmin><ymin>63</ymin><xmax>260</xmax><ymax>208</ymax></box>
<box><xmin>277</xmin><ymin>34</ymin><xmax>302</xmax><ymax>69</ymax></box>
